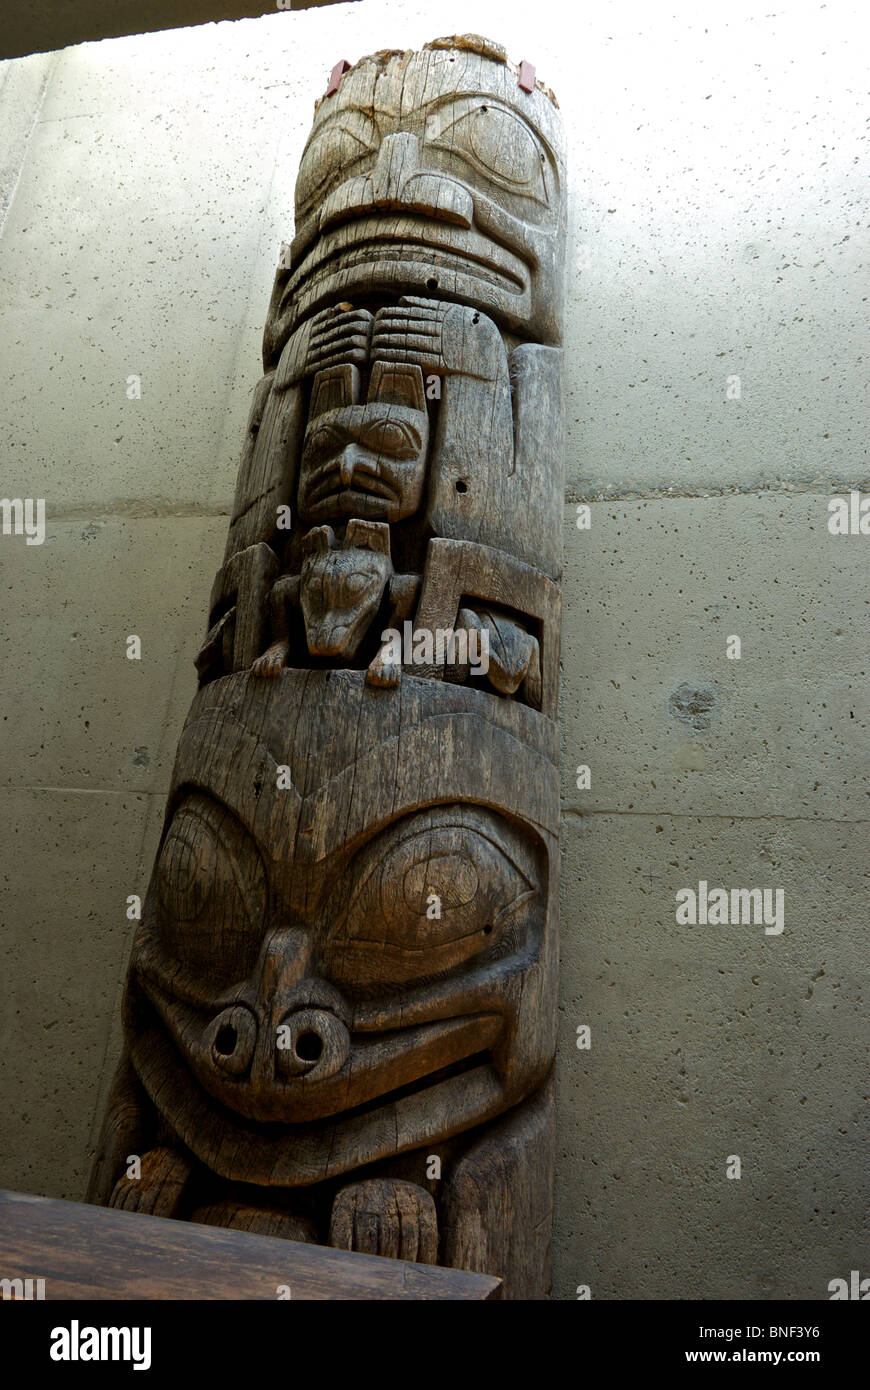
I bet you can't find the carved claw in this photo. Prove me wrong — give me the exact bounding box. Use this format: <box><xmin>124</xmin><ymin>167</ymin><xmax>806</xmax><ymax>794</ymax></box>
<box><xmin>372</xmin><ymin>297</ymin><xmax>502</xmax><ymax>381</ymax></box>
<box><xmin>371</xmin><ymin>297</ymin><xmax>444</xmax><ymax>373</ymax></box>
<box><xmin>277</xmin><ymin>304</ymin><xmax>374</xmax><ymax>390</ymax></box>
<box><xmin>250</xmin><ymin>640</ymin><xmax>289</xmax><ymax>679</ymax></box>
<box><xmin>308</xmin><ymin>303</ymin><xmax>374</xmax><ymax>376</ymax></box>
<box><xmin>108</xmin><ymin>1146</ymin><xmax>191</xmax><ymax>1219</ymax></box>
<box><xmin>366</xmin><ymin>648</ymin><xmax>402</xmax><ymax>688</ymax></box>
<box><xmin>329</xmin><ymin>1179</ymin><xmax>438</xmax><ymax>1265</ymax></box>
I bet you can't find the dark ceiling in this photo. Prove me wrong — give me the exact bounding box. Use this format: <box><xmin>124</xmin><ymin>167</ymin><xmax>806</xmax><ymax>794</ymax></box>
<box><xmin>0</xmin><ymin>0</ymin><xmax>353</xmax><ymax>61</ymax></box>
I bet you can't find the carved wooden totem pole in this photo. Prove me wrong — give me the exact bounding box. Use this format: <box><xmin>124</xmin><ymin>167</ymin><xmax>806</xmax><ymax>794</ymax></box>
<box><xmin>89</xmin><ymin>34</ymin><xmax>566</xmax><ymax>1299</ymax></box>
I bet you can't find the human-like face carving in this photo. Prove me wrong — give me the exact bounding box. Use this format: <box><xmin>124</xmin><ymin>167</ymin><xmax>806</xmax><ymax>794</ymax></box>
<box><xmin>264</xmin><ymin>45</ymin><xmax>566</xmax><ymax>359</ymax></box>
<box><xmin>125</xmin><ymin>669</ymin><xmax>558</xmax><ymax>1184</ymax></box>
<box><xmin>298</xmin><ymin>360</ymin><xmax>430</xmax><ymax>524</ymax></box>
<box><xmin>299</xmin><ymin>404</ymin><xmax>428</xmax><ymax>523</ymax></box>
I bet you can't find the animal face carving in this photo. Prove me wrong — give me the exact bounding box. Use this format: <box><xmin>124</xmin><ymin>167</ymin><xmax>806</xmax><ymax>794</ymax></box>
<box><xmin>264</xmin><ymin>42</ymin><xmax>566</xmax><ymax>359</ymax></box>
<box><xmin>298</xmin><ymin>361</ymin><xmax>430</xmax><ymax>524</ymax></box>
<box><xmin>125</xmin><ymin>669</ymin><xmax>558</xmax><ymax>1179</ymax></box>
<box><xmin>299</xmin><ymin>520</ymin><xmax>392</xmax><ymax>658</ymax></box>
<box><xmin>144</xmin><ymin>796</ymin><xmax>540</xmax><ymax>1128</ymax></box>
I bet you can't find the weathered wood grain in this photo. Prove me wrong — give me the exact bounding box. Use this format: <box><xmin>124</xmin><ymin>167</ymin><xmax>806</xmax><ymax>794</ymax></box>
<box><xmin>0</xmin><ymin>1190</ymin><xmax>499</xmax><ymax>1300</ymax></box>
<box><xmin>92</xmin><ymin>33</ymin><xmax>565</xmax><ymax>1300</ymax></box>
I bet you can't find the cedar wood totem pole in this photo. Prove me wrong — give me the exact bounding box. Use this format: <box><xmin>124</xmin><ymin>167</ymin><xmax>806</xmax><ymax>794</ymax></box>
<box><xmin>89</xmin><ymin>34</ymin><xmax>567</xmax><ymax>1299</ymax></box>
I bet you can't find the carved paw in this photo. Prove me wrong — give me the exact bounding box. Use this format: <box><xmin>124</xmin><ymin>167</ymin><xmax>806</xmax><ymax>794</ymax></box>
<box><xmin>366</xmin><ymin>649</ymin><xmax>402</xmax><ymax>688</ymax></box>
<box><xmin>250</xmin><ymin>641</ymin><xmax>289</xmax><ymax>678</ymax></box>
<box><xmin>466</xmin><ymin>607</ymin><xmax>541</xmax><ymax>702</ymax></box>
<box><xmin>371</xmin><ymin>296</ymin><xmax>446</xmax><ymax>374</ymax></box>
<box><xmin>108</xmin><ymin>1146</ymin><xmax>191</xmax><ymax>1218</ymax></box>
<box><xmin>277</xmin><ymin>304</ymin><xmax>374</xmax><ymax>389</ymax></box>
<box><xmin>307</xmin><ymin>303</ymin><xmax>374</xmax><ymax>376</ymax></box>
<box><xmin>329</xmin><ymin>1179</ymin><xmax>438</xmax><ymax>1264</ymax></box>
<box><xmin>372</xmin><ymin>296</ymin><xmax>502</xmax><ymax>380</ymax></box>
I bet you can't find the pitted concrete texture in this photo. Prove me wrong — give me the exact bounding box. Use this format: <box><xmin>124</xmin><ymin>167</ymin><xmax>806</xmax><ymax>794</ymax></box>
<box><xmin>560</xmin><ymin>493</ymin><xmax>870</xmax><ymax>823</ymax></box>
<box><xmin>556</xmin><ymin>810</ymin><xmax>869</xmax><ymax>1300</ymax></box>
<box><xmin>0</xmin><ymin>0</ymin><xmax>866</xmax><ymax>1298</ymax></box>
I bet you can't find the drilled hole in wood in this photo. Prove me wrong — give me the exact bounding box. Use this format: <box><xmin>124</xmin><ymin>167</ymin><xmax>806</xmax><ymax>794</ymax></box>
<box><xmin>455</xmin><ymin>479</ymin><xmax>468</xmax><ymax>494</ymax></box>
<box><xmin>426</xmin><ymin>276</ymin><xmax>438</xmax><ymax>290</ymax></box>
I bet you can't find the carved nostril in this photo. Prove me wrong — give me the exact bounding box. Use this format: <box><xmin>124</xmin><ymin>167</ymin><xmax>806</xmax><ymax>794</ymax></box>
<box><xmin>276</xmin><ymin>1007</ymin><xmax>350</xmax><ymax>1080</ymax></box>
<box><xmin>207</xmin><ymin>1005</ymin><xmax>257</xmax><ymax>1077</ymax></box>
<box><xmin>295</xmin><ymin>1030</ymin><xmax>323</xmax><ymax>1062</ymax></box>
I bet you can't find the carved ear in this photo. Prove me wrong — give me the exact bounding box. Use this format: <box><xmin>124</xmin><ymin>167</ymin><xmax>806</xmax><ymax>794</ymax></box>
<box><xmin>310</xmin><ymin>364</ymin><xmax>361</xmax><ymax>417</ymax></box>
<box><xmin>367</xmin><ymin>361</ymin><xmax>426</xmax><ymax>411</ymax></box>
<box><xmin>344</xmin><ymin>519</ymin><xmax>392</xmax><ymax>558</ymax></box>
<box><xmin>301</xmin><ymin>524</ymin><xmax>336</xmax><ymax>557</ymax></box>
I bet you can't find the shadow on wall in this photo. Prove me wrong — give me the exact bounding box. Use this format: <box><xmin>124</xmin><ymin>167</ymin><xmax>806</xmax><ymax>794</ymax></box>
<box><xmin>0</xmin><ymin>0</ymin><xmax>355</xmax><ymax>62</ymax></box>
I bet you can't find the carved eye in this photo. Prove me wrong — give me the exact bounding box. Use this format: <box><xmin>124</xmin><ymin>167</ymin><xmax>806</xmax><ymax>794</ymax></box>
<box><xmin>359</xmin><ymin>419</ymin><xmax>422</xmax><ymax>459</ymax></box>
<box><xmin>322</xmin><ymin>813</ymin><xmax>539</xmax><ymax>987</ymax></box>
<box><xmin>296</xmin><ymin>116</ymin><xmax>379</xmax><ymax>211</ymax></box>
<box><xmin>303</xmin><ymin>423</ymin><xmax>346</xmax><ymax>463</ymax></box>
<box><xmin>340</xmin><ymin>570</ymin><xmax>374</xmax><ymax>601</ymax></box>
<box><xmin>427</xmin><ymin>102</ymin><xmax>549</xmax><ymax>205</ymax></box>
<box><xmin>155</xmin><ymin>795</ymin><xmax>266</xmax><ymax>986</ymax></box>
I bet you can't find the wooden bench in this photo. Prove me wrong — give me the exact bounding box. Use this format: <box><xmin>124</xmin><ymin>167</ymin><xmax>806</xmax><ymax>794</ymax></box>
<box><xmin>0</xmin><ymin>1189</ymin><xmax>500</xmax><ymax>1300</ymax></box>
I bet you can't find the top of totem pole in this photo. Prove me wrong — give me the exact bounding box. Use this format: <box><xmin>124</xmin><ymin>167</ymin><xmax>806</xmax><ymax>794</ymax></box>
<box><xmin>264</xmin><ymin>34</ymin><xmax>566</xmax><ymax>359</ymax></box>
<box><xmin>314</xmin><ymin>36</ymin><xmax>560</xmax><ymax>112</ymax></box>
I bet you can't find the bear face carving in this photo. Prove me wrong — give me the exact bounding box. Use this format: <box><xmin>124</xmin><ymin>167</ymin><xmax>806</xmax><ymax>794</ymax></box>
<box><xmin>143</xmin><ymin>796</ymin><xmax>540</xmax><ymax>1126</ymax></box>
<box><xmin>125</xmin><ymin>668</ymin><xmax>558</xmax><ymax>1184</ymax></box>
<box><xmin>299</xmin><ymin>520</ymin><xmax>393</xmax><ymax>659</ymax></box>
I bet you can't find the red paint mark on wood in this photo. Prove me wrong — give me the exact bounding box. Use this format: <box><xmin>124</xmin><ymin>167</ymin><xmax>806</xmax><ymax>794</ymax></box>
<box><xmin>326</xmin><ymin>60</ymin><xmax>351</xmax><ymax>96</ymax></box>
<box><xmin>518</xmin><ymin>60</ymin><xmax>536</xmax><ymax>93</ymax></box>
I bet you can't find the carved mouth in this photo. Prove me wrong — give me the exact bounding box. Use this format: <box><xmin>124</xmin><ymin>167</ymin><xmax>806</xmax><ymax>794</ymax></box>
<box><xmin>225</xmin><ymin>1047</ymin><xmax>492</xmax><ymax>1134</ymax></box>
<box><xmin>304</xmin><ymin>467</ymin><xmax>399</xmax><ymax>511</ymax></box>
<box><xmin>125</xmin><ymin>984</ymin><xmax>509</xmax><ymax>1187</ymax></box>
<box><xmin>132</xmin><ymin>973</ymin><xmax>502</xmax><ymax>1125</ymax></box>
<box><xmin>207</xmin><ymin>1012</ymin><xmax>502</xmax><ymax>1123</ymax></box>
<box><xmin>284</xmin><ymin>219</ymin><xmax>527</xmax><ymax>316</ymax></box>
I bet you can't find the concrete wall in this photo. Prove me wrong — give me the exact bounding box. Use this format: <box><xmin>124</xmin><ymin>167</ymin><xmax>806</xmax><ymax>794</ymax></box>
<box><xmin>0</xmin><ymin>0</ymin><xmax>867</xmax><ymax>1299</ymax></box>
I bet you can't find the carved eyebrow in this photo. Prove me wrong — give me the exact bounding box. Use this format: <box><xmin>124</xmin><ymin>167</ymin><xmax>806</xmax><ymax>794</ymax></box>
<box><xmin>303</xmin><ymin>422</ymin><xmax>350</xmax><ymax>454</ymax></box>
<box><xmin>350</xmin><ymin>819</ymin><xmax>535</xmax><ymax>892</ymax></box>
<box><xmin>420</xmin><ymin>92</ymin><xmax>553</xmax><ymax>148</ymax></box>
<box><xmin>298</xmin><ymin>111</ymin><xmax>380</xmax><ymax>175</ymax></box>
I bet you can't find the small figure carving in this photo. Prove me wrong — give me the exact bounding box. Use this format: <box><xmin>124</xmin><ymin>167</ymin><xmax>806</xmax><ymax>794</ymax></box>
<box><xmin>251</xmin><ymin>519</ymin><xmax>419</xmax><ymax>683</ymax></box>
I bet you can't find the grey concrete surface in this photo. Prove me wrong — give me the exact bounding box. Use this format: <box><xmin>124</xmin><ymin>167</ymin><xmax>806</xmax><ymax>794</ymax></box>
<box><xmin>0</xmin><ymin>0</ymin><xmax>866</xmax><ymax>1299</ymax></box>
